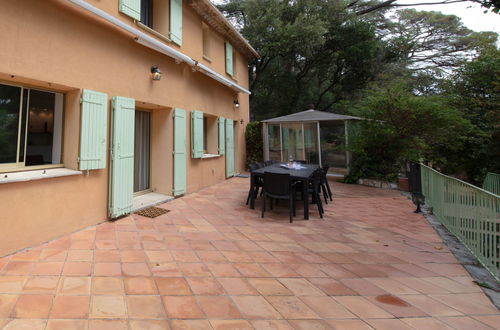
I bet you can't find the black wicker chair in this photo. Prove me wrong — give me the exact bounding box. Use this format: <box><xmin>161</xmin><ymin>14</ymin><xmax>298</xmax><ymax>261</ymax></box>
<box><xmin>307</xmin><ymin>169</ymin><xmax>324</xmax><ymax>218</ymax></box>
<box><xmin>261</xmin><ymin>172</ymin><xmax>296</xmax><ymax>223</ymax></box>
<box><xmin>321</xmin><ymin>164</ymin><xmax>333</xmax><ymax>202</ymax></box>
<box><xmin>246</xmin><ymin>163</ymin><xmax>262</xmax><ymax>205</ymax></box>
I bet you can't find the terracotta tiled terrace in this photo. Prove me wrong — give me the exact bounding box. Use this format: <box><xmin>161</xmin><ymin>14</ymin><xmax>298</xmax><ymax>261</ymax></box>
<box><xmin>0</xmin><ymin>178</ymin><xmax>498</xmax><ymax>329</ymax></box>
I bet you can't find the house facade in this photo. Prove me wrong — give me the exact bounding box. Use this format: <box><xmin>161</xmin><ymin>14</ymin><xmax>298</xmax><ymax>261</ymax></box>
<box><xmin>0</xmin><ymin>0</ymin><xmax>257</xmax><ymax>256</ymax></box>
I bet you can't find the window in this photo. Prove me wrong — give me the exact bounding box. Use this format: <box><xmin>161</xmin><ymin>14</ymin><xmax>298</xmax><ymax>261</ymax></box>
<box><xmin>0</xmin><ymin>83</ymin><xmax>63</xmax><ymax>172</ymax></box>
<box><xmin>202</xmin><ymin>22</ymin><xmax>211</xmax><ymax>60</ymax></box>
<box><xmin>140</xmin><ymin>0</ymin><xmax>170</xmax><ymax>37</ymax></box>
<box><xmin>119</xmin><ymin>0</ymin><xmax>182</xmax><ymax>45</ymax></box>
<box><xmin>191</xmin><ymin>110</ymin><xmax>221</xmax><ymax>158</ymax></box>
<box><xmin>140</xmin><ymin>0</ymin><xmax>153</xmax><ymax>27</ymax></box>
<box><xmin>203</xmin><ymin>114</ymin><xmax>218</xmax><ymax>155</ymax></box>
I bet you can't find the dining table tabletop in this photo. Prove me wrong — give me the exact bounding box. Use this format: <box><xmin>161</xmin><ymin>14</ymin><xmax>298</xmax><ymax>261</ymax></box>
<box><xmin>249</xmin><ymin>163</ymin><xmax>319</xmax><ymax>220</ymax></box>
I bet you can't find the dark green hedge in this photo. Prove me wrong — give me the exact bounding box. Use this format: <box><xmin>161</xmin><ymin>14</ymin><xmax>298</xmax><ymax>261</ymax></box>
<box><xmin>245</xmin><ymin>121</ymin><xmax>263</xmax><ymax>169</ymax></box>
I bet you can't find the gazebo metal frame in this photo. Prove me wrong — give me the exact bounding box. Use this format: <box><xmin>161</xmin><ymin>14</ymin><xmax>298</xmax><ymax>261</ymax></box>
<box><xmin>261</xmin><ymin>109</ymin><xmax>360</xmax><ymax>171</ymax></box>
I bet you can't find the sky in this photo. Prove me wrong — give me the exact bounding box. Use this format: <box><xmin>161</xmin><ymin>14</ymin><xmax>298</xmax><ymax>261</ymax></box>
<box><xmin>394</xmin><ymin>0</ymin><xmax>499</xmax><ymax>34</ymax></box>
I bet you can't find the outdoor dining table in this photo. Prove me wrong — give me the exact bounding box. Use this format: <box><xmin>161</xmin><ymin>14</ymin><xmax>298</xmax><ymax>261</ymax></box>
<box><xmin>249</xmin><ymin>163</ymin><xmax>320</xmax><ymax>220</ymax></box>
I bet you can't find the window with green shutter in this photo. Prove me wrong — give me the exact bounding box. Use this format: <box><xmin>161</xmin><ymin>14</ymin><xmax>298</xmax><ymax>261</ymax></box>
<box><xmin>191</xmin><ymin>110</ymin><xmax>204</xmax><ymax>158</ymax></box>
<box><xmin>225</xmin><ymin>42</ymin><xmax>234</xmax><ymax>76</ymax></box>
<box><xmin>119</xmin><ymin>0</ymin><xmax>141</xmax><ymax>21</ymax></box>
<box><xmin>218</xmin><ymin>117</ymin><xmax>225</xmax><ymax>155</ymax></box>
<box><xmin>80</xmin><ymin>89</ymin><xmax>108</xmax><ymax>171</ymax></box>
<box><xmin>173</xmin><ymin>108</ymin><xmax>186</xmax><ymax>196</ymax></box>
<box><xmin>170</xmin><ymin>0</ymin><xmax>183</xmax><ymax>45</ymax></box>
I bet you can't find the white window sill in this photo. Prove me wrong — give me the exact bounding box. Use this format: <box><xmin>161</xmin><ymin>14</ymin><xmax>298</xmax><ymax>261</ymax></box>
<box><xmin>0</xmin><ymin>168</ymin><xmax>82</xmax><ymax>184</ymax></box>
<box><xmin>201</xmin><ymin>154</ymin><xmax>221</xmax><ymax>159</ymax></box>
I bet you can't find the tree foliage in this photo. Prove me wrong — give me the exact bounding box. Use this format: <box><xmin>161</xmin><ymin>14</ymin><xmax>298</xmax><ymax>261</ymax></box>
<box><xmin>219</xmin><ymin>0</ymin><xmax>499</xmax><ymax>183</ymax></box>
<box><xmin>245</xmin><ymin>121</ymin><xmax>264</xmax><ymax>167</ymax></box>
<box><xmin>344</xmin><ymin>80</ymin><xmax>474</xmax><ymax>182</ymax></box>
<box><xmin>381</xmin><ymin>9</ymin><xmax>497</xmax><ymax>72</ymax></box>
<box><xmin>218</xmin><ymin>0</ymin><xmax>385</xmax><ymax>120</ymax></box>
<box><xmin>350</xmin><ymin>0</ymin><xmax>500</xmax><ymax>16</ymax></box>
<box><xmin>346</xmin><ymin>48</ymin><xmax>500</xmax><ymax>183</ymax></box>
<box><xmin>442</xmin><ymin>48</ymin><xmax>500</xmax><ymax>181</ymax></box>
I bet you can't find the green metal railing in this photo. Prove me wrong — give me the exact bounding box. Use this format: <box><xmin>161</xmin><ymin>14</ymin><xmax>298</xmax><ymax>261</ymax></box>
<box><xmin>420</xmin><ymin>164</ymin><xmax>500</xmax><ymax>281</ymax></box>
<box><xmin>483</xmin><ymin>172</ymin><xmax>500</xmax><ymax>196</ymax></box>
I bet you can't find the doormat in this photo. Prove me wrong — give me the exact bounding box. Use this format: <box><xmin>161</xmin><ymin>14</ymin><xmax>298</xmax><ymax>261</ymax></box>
<box><xmin>235</xmin><ymin>174</ymin><xmax>249</xmax><ymax>178</ymax></box>
<box><xmin>135</xmin><ymin>206</ymin><xmax>170</xmax><ymax>218</ymax></box>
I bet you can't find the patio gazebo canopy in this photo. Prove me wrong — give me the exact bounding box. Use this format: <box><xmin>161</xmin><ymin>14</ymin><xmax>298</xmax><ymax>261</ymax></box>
<box><xmin>262</xmin><ymin>109</ymin><xmax>360</xmax><ymax>174</ymax></box>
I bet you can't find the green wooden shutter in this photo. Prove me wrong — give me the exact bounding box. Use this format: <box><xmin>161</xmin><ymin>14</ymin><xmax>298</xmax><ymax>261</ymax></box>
<box><xmin>218</xmin><ymin>117</ymin><xmax>225</xmax><ymax>155</ymax></box>
<box><xmin>79</xmin><ymin>89</ymin><xmax>108</xmax><ymax>171</ymax></box>
<box><xmin>225</xmin><ymin>42</ymin><xmax>234</xmax><ymax>76</ymax></box>
<box><xmin>119</xmin><ymin>0</ymin><xmax>141</xmax><ymax>20</ymax></box>
<box><xmin>173</xmin><ymin>108</ymin><xmax>186</xmax><ymax>196</ymax></box>
<box><xmin>170</xmin><ymin>0</ymin><xmax>183</xmax><ymax>45</ymax></box>
<box><xmin>109</xmin><ymin>96</ymin><xmax>135</xmax><ymax>218</ymax></box>
<box><xmin>191</xmin><ymin>110</ymin><xmax>204</xmax><ymax>158</ymax></box>
<box><xmin>225</xmin><ymin>119</ymin><xmax>234</xmax><ymax>178</ymax></box>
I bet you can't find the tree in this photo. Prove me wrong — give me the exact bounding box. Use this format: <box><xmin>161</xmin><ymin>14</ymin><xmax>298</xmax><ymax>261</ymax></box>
<box><xmin>217</xmin><ymin>0</ymin><xmax>386</xmax><ymax>120</ymax></box>
<box><xmin>245</xmin><ymin>121</ymin><xmax>264</xmax><ymax>167</ymax></box>
<box><xmin>381</xmin><ymin>9</ymin><xmax>498</xmax><ymax>72</ymax></box>
<box><xmin>442</xmin><ymin>48</ymin><xmax>500</xmax><ymax>181</ymax></box>
<box><xmin>345</xmin><ymin>79</ymin><xmax>474</xmax><ymax>182</ymax></box>
<box><xmin>350</xmin><ymin>0</ymin><xmax>500</xmax><ymax>16</ymax></box>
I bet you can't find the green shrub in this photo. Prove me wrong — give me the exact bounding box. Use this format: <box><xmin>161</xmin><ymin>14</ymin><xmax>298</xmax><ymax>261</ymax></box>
<box><xmin>345</xmin><ymin>80</ymin><xmax>473</xmax><ymax>182</ymax></box>
<box><xmin>245</xmin><ymin>121</ymin><xmax>263</xmax><ymax>169</ymax></box>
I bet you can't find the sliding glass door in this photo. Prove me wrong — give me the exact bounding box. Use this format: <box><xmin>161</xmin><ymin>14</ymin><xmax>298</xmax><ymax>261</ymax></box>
<box><xmin>134</xmin><ymin>110</ymin><xmax>151</xmax><ymax>193</ymax></box>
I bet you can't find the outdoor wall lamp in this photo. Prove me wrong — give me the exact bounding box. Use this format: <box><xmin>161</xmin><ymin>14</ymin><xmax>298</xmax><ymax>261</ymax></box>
<box><xmin>240</xmin><ymin>119</ymin><xmax>244</xmax><ymax>124</ymax></box>
<box><xmin>233</xmin><ymin>100</ymin><xmax>240</xmax><ymax>109</ymax></box>
<box><xmin>151</xmin><ymin>66</ymin><xmax>162</xmax><ymax>80</ymax></box>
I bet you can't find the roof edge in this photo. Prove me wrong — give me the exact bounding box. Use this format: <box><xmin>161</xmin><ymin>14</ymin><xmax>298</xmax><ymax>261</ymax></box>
<box><xmin>188</xmin><ymin>0</ymin><xmax>259</xmax><ymax>59</ymax></box>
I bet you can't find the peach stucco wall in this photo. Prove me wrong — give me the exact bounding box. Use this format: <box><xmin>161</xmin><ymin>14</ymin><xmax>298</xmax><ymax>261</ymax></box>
<box><xmin>0</xmin><ymin>0</ymin><xmax>251</xmax><ymax>256</ymax></box>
